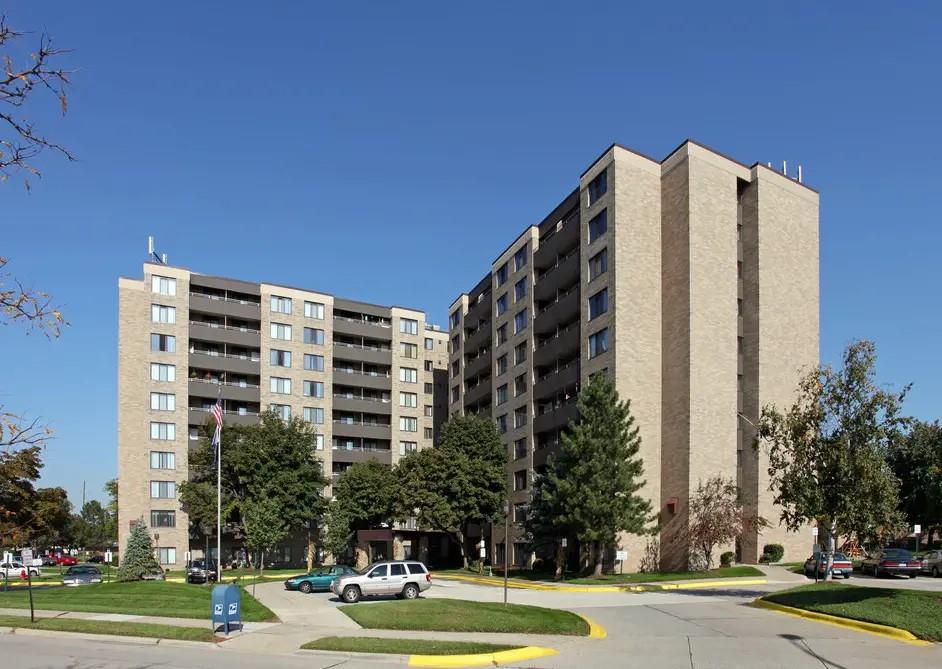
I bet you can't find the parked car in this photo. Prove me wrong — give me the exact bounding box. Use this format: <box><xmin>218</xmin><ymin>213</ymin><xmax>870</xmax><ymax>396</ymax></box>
<box><xmin>285</xmin><ymin>564</ymin><xmax>358</xmax><ymax>593</ymax></box>
<box><xmin>56</xmin><ymin>555</ymin><xmax>78</xmax><ymax>566</ymax></box>
<box><xmin>861</xmin><ymin>548</ymin><xmax>920</xmax><ymax>578</ymax></box>
<box><xmin>331</xmin><ymin>560</ymin><xmax>431</xmax><ymax>603</ymax></box>
<box><xmin>0</xmin><ymin>561</ymin><xmax>41</xmax><ymax>578</ymax></box>
<box><xmin>186</xmin><ymin>559</ymin><xmax>218</xmax><ymax>584</ymax></box>
<box><xmin>803</xmin><ymin>552</ymin><xmax>853</xmax><ymax>579</ymax></box>
<box><xmin>41</xmin><ymin>555</ymin><xmax>59</xmax><ymax>567</ymax></box>
<box><xmin>87</xmin><ymin>555</ymin><xmax>105</xmax><ymax>563</ymax></box>
<box><xmin>919</xmin><ymin>550</ymin><xmax>942</xmax><ymax>577</ymax></box>
<box><xmin>62</xmin><ymin>565</ymin><xmax>103</xmax><ymax>586</ymax></box>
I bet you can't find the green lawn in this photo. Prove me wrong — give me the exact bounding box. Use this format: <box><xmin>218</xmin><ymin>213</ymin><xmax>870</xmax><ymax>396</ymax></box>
<box><xmin>763</xmin><ymin>583</ymin><xmax>942</xmax><ymax>641</ymax></box>
<box><xmin>339</xmin><ymin>599</ymin><xmax>588</xmax><ymax>635</ymax></box>
<box><xmin>0</xmin><ymin>614</ymin><xmax>218</xmax><ymax>641</ymax></box>
<box><xmin>302</xmin><ymin>636</ymin><xmax>518</xmax><ymax>655</ymax></box>
<box><xmin>0</xmin><ymin>581</ymin><xmax>276</xmax><ymax>622</ymax></box>
<box><xmin>439</xmin><ymin>565</ymin><xmax>764</xmax><ymax>584</ymax></box>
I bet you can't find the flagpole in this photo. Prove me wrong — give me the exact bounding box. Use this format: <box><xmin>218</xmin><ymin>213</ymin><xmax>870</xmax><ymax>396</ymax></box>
<box><xmin>216</xmin><ymin>424</ymin><xmax>221</xmax><ymax>579</ymax></box>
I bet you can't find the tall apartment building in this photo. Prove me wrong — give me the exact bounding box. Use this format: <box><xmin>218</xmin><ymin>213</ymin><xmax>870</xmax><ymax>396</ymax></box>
<box><xmin>118</xmin><ymin>263</ymin><xmax>449</xmax><ymax>568</ymax></box>
<box><xmin>448</xmin><ymin>140</ymin><xmax>819</xmax><ymax>570</ymax></box>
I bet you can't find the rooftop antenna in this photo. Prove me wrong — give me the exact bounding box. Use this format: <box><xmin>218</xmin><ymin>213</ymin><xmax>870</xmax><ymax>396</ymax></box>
<box><xmin>797</xmin><ymin>165</ymin><xmax>803</xmax><ymax>183</ymax></box>
<box><xmin>148</xmin><ymin>235</ymin><xmax>167</xmax><ymax>264</ymax></box>
<box><xmin>767</xmin><ymin>161</ymin><xmax>772</xmax><ymax>168</ymax></box>
<box><xmin>782</xmin><ymin>160</ymin><xmax>787</xmax><ymax>177</ymax></box>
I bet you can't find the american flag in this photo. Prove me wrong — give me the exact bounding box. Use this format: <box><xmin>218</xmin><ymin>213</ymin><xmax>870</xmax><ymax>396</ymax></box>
<box><xmin>211</xmin><ymin>389</ymin><xmax>223</xmax><ymax>458</ymax></box>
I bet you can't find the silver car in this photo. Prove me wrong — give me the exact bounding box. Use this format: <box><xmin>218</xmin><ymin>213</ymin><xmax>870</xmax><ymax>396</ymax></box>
<box><xmin>331</xmin><ymin>560</ymin><xmax>431</xmax><ymax>603</ymax></box>
<box><xmin>920</xmin><ymin>550</ymin><xmax>942</xmax><ymax>577</ymax></box>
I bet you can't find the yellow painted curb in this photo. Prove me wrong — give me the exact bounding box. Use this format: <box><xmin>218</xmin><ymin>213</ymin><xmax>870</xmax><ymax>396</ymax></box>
<box><xmin>435</xmin><ymin>573</ymin><xmax>766</xmax><ymax>594</ymax></box>
<box><xmin>750</xmin><ymin>599</ymin><xmax>931</xmax><ymax>646</ymax></box>
<box><xmin>408</xmin><ymin>645</ymin><xmax>557</xmax><ymax>667</ymax></box>
<box><xmin>577</xmin><ymin>613</ymin><xmax>607</xmax><ymax>639</ymax></box>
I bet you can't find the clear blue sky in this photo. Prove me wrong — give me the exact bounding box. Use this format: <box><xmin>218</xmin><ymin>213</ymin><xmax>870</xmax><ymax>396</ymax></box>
<box><xmin>4</xmin><ymin>2</ymin><xmax>940</xmax><ymax>508</ymax></box>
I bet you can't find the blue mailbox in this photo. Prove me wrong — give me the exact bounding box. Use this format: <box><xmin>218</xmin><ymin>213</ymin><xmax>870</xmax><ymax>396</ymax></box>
<box><xmin>211</xmin><ymin>583</ymin><xmax>241</xmax><ymax>634</ymax></box>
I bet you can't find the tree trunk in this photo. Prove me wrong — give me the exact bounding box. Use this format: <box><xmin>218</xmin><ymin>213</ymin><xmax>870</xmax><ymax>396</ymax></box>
<box><xmin>825</xmin><ymin>518</ymin><xmax>837</xmax><ymax>581</ymax></box>
<box><xmin>306</xmin><ymin>530</ymin><xmax>314</xmax><ymax>572</ymax></box>
<box><xmin>554</xmin><ymin>541</ymin><xmax>565</xmax><ymax>580</ymax></box>
<box><xmin>593</xmin><ymin>541</ymin><xmax>604</xmax><ymax>577</ymax></box>
<box><xmin>259</xmin><ymin>550</ymin><xmax>264</xmax><ymax>578</ymax></box>
<box><xmin>454</xmin><ymin>529</ymin><xmax>467</xmax><ymax>569</ymax></box>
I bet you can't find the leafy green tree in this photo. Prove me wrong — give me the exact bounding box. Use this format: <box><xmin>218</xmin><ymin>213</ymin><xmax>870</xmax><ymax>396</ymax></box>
<box><xmin>31</xmin><ymin>487</ymin><xmax>73</xmax><ymax>548</ymax></box>
<box><xmin>117</xmin><ymin>519</ymin><xmax>160</xmax><ymax>581</ymax></box>
<box><xmin>759</xmin><ymin>340</ymin><xmax>908</xmax><ymax>576</ymax></box>
<box><xmin>73</xmin><ymin>500</ymin><xmax>111</xmax><ymax>551</ymax></box>
<box><xmin>537</xmin><ymin>374</ymin><xmax>652</xmax><ymax>576</ymax></box>
<box><xmin>396</xmin><ymin>415</ymin><xmax>505</xmax><ymax>567</ymax></box>
<box><xmin>103</xmin><ymin>479</ymin><xmax>118</xmax><ymax>545</ymax></box>
<box><xmin>243</xmin><ymin>497</ymin><xmax>289</xmax><ymax>577</ymax></box>
<box><xmin>0</xmin><ymin>445</ymin><xmax>41</xmax><ymax>546</ymax></box>
<box><xmin>325</xmin><ymin>461</ymin><xmax>399</xmax><ymax>562</ymax></box>
<box><xmin>888</xmin><ymin>420</ymin><xmax>942</xmax><ymax>538</ymax></box>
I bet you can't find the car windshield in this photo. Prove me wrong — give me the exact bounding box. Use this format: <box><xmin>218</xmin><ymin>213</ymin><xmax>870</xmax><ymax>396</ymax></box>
<box><xmin>883</xmin><ymin>549</ymin><xmax>913</xmax><ymax>558</ymax></box>
<box><xmin>832</xmin><ymin>553</ymin><xmax>848</xmax><ymax>561</ymax></box>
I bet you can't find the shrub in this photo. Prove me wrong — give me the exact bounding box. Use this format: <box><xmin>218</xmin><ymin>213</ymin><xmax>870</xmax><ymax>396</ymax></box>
<box><xmin>466</xmin><ymin>559</ymin><xmax>483</xmax><ymax>573</ymax></box>
<box><xmin>720</xmin><ymin>551</ymin><xmax>735</xmax><ymax>567</ymax></box>
<box><xmin>117</xmin><ymin>519</ymin><xmax>161</xmax><ymax>581</ymax></box>
<box><xmin>761</xmin><ymin>543</ymin><xmax>784</xmax><ymax>563</ymax></box>
<box><xmin>639</xmin><ymin>536</ymin><xmax>660</xmax><ymax>573</ymax></box>
<box><xmin>531</xmin><ymin>557</ymin><xmax>545</xmax><ymax>572</ymax></box>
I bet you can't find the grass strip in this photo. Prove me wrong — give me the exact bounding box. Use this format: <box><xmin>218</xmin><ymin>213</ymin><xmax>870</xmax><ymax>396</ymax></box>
<box><xmin>763</xmin><ymin>583</ymin><xmax>942</xmax><ymax>642</ymax></box>
<box><xmin>0</xmin><ymin>581</ymin><xmax>276</xmax><ymax>622</ymax></box>
<box><xmin>302</xmin><ymin>636</ymin><xmax>518</xmax><ymax>655</ymax></box>
<box><xmin>339</xmin><ymin>598</ymin><xmax>588</xmax><ymax>636</ymax></box>
<box><xmin>0</xmin><ymin>614</ymin><xmax>217</xmax><ymax>641</ymax></box>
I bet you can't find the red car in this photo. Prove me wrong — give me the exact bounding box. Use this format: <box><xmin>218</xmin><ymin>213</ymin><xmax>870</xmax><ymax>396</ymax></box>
<box><xmin>803</xmin><ymin>552</ymin><xmax>853</xmax><ymax>579</ymax></box>
<box><xmin>56</xmin><ymin>555</ymin><xmax>78</xmax><ymax>566</ymax></box>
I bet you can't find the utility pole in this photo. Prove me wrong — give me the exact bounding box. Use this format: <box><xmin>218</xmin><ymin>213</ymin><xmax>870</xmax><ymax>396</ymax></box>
<box><xmin>82</xmin><ymin>480</ymin><xmax>86</xmax><ymax>508</ymax></box>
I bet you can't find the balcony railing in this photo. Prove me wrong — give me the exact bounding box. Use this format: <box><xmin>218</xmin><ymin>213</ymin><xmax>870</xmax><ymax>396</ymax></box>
<box><xmin>189</xmin><ymin>377</ymin><xmax>261</xmax><ymax>389</ymax></box>
<box><xmin>333</xmin><ymin>341</ymin><xmax>392</xmax><ymax>352</ymax></box>
<box><xmin>190</xmin><ymin>406</ymin><xmax>260</xmax><ymax>417</ymax></box>
<box><xmin>332</xmin><ymin>368</ymin><xmax>391</xmax><ymax>378</ymax></box>
<box><xmin>538</xmin><ymin>358</ymin><xmax>578</xmax><ymax>382</ymax></box>
<box><xmin>333</xmin><ymin>394</ymin><xmax>391</xmax><ymax>403</ymax></box>
<box><xmin>538</xmin><ymin>282</ymin><xmax>579</xmax><ymax>315</ymax></box>
<box><xmin>537</xmin><ymin>320</ymin><xmax>579</xmax><ymax>349</ymax></box>
<box><xmin>189</xmin><ymin>291</ymin><xmax>260</xmax><ymax>307</ymax></box>
<box><xmin>191</xmin><ymin>349</ymin><xmax>262</xmax><ymax>362</ymax></box>
<box><xmin>334</xmin><ymin>314</ymin><xmax>391</xmax><ymax>329</ymax></box>
<box><xmin>189</xmin><ymin>320</ymin><xmax>261</xmax><ymax>334</ymax></box>
<box><xmin>331</xmin><ymin>444</ymin><xmax>392</xmax><ymax>453</ymax></box>
<box><xmin>537</xmin><ymin>246</ymin><xmax>579</xmax><ymax>281</ymax></box>
<box><xmin>333</xmin><ymin>419</ymin><xmax>391</xmax><ymax>427</ymax></box>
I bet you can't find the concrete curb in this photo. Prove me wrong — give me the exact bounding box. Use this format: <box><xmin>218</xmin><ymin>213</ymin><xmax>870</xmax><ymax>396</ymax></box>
<box><xmin>435</xmin><ymin>573</ymin><xmax>767</xmax><ymax>593</ymax></box>
<box><xmin>408</xmin><ymin>646</ymin><xmax>558</xmax><ymax>667</ymax></box>
<box><xmin>0</xmin><ymin>625</ymin><xmax>219</xmax><ymax>647</ymax></box>
<box><xmin>750</xmin><ymin>598</ymin><xmax>932</xmax><ymax>646</ymax></box>
<box><xmin>576</xmin><ymin>614</ymin><xmax>607</xmax><ymax>639</ymax></box>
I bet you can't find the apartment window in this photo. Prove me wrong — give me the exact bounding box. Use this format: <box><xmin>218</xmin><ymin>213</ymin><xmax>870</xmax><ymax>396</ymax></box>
<box><xmin>400</xmin><ymin>392</ymin><xmax>418</xmax><ymax>408</ymax></box>
<box><xmin>150</xmin><ymin>422</ymin><xmax>175</xmax><ymax>440</ymax></box>
<box><xmin>425</xmin><ymin>382</ymin><xmax>434</xmax><ymax>394</ymax></box>
<box><xmin>270</xmin><ymin>403</ymin><xmax>291</xmax><ymax>420</ymax></box>
<box><xmin>451</xmin><ymin>386</ymin><xmax>460</xmax><ymax>403</ymax></box>
<box><xmin>514</xmin><ymin>469</ymin><xmax>528</xmax><ymax>491</ymax></box>
<box><xmin>303</xmin><ymin>380</ymin><xmax>324</xmax><ymax>398</ymax></box>
<box><xmin>514</xmin><ymin>246</ymin><xmax>528</xmax><ymax>272</ymax></box>
<box><xmin>400</xmin><ymin>441</ymin><xmax>418</xmax><ymax>455</ymax></box>
<box><xmin>424</xmin><ymin>427</ymin><xmax>433</xmax><ymax>439</ymax></box>
<box><xmin>156</xmin><ymin>547</ymin><xmax>176</xmax><ymax>565</ymax></box>
<box><xmin>449</xmin><ymin>311</ymin><xmax>461</xmax><ymax>329</ymax></box>
<box><xmin>151</xmin><ymin>275</ymin><xmax>176</xmax><ymax>296</ymax></box>
<box><xmin>514</xmin><ymin>373</ymin><xmax>527</xmax><ymax>396</ymax></box>
<box><xmin>588</xmin><ymin>288</ymin><xmax>609</xmax><ymax>320</ymax></box>
<box><xmin>496</xmin><ymin>414</ymin><xmax>508</xmax><ymax>434</ymax></box>
<box><xmin>188</xmin><ymin>427</ymin><xmax>199</xmax><ymax>441</ymax></box>
<box><xmin>303</xmin><ymin>353</ymin><xmax>324</xmax><ymax>371</ymax></box>
<box><xmin>451</xmin><ymin>335</ymin><xmax>459</xmax><ymax>353</ymax></box>
<box><xmin>399</xmin><ymin>367</ymin><xmax>418</xmax><ymax>383</ymax></box>
<box><xmin>303</xmin><ymin>407</ymin><xmax>324</xmax><ymax>424</ymax></box>
<box><xmin>400</xmin><ymin>318</ymin><xmax>418</xmax><ymax>335</ymax></box>
<box><xmin>513</xmin><ymin>309</ymin><xmax>528</xmax><ymax>334</ymax></box>
<box><xmin>270</xmin><ymin>323</ymin><xmax>292</xmax><ymax>340</ymax></box>
<box><xmin>588</xmin><ymin>328</ymin><xmax>609</xmax><ymax>358</ymax></box>
<box><xmin>424</xmin><ymin>360</ymin><xmax>433</xmax><ymax>372</ymax></box>
<box><xmin>496</xmin><ymin>324</ymin><xmax>508</xmax><ymax>346</ymax></box>
<box><xmin>587</xmin><ymin>168</ymin><xmax>608</xmax><ymax>205</ymax></box>
<box><xmin>514</xmin><ymin>406</ymin><xmax>527</xmax><ymax>428</ymax></box>
<box><xmin>495</xmin><ymin>293</ymin><xmax>509</xmax><ymax>316</ymax></box>
<box><xmin>150</xmin><ymin>451</ymin><xmax>175</xmax><ymax>469</ymax></box>
<box><xmin>270</xmin><ymin>377</ymin><xmax>291</xmax><ymax>394</ymax></box>
<box><xmin>150</xmin><ymin>363</ymin><xmax>176</xmax><ymax>382</ymax></box>
<box><xmin>304</xmin><ymin>327</ymin><xmax>325</xmax><ymax>345</ymax></box>
<box><xmin>400</xmin><ymin>342</ymin><xmax>418</xmax><ymax>358</ymax></box>
<box><xmin>588</xmin><ymin>248</ymin><xmax>608</xmax><ymax>281</ymax></box>
<box><xmin>514</xmin><ymin>342</ymin><xmax>527</xmax><ymax>365</ymax></box>
<box><xmin>150</xmin><ymin>333</ymin><xmax>176</xmax><ymax>353</ymax></box>
<box><xmin>304</xmin><ymin>301</ymin><xmax>324</xmax><ymax>319</ymax></box>
<box><xmin>270</xmin><ymin>295</ymin><xmax>292</xmax><ymax>314</ymax></box>
<box><xmin>514</xmin><ymin>278</ymin><xmax>527</xmax><ymax>302</ymax></box>
<box><xmin>150</xmin><ymin>511</ymin><xmax>176</xmax><ymax>528</ymax></box>
<box><xmin>514</xmin><ymin>438</ymin><xmax>527</xmax><ymax>460</ymax></box>
<box><xmin>314</xmin><ymin>434</ymin><xmax>324</xmax><ymax>451</ymax></box>
<box><xmin>150</xmin><ymin>481</ymin><xmax>176</xmax><ymax>498</ymax></box>
<box><xmin>496</xmin><ymin>384</ymin><xmax>508</xmax><ymax>406</ymax></box>
<box><xmin>513</xmin><ymin>503</ymin><xmax>528</xmax><ymax>523</ymax></box>
<box><xmin>495</xmin><ymin>262</ymin><xmax>509</xmax><ymax>287</ymax></box>
<box><xmin>424</xmin><ymin>405</ymin><xmax>433</xmax><ymax>417</ymax></box>
<box><xmin>451</xmin><ymin>360</ymin><xmax>460</xmax><ymax>378</ymax></box>
<box><xmin>588</xmin><ymin>209</ymin><xmax>608</xmax><ymax>243</ymax></box>
<box><xmin>496</xmin><ymin>354</ymin><xmax>508</xmax><ymax>376</ymax></box>
<box><xmin>271</xmin><ymin>349</ymin><xmax>292</xmax><ymax>367</ymax></box>
<box><xmin>150</xmin><ymin>392</ymin><xmax>175</xmax><ymax>411</ymax></box>
<box><xmin>151</xmin><ymin>304</ymin><xmax>176</xmax><ymax>324</ymax></box>
<box><xmin>400</xmin><ymin>417</ymin><xmax>418</xmax><ymax>432</ymax></box>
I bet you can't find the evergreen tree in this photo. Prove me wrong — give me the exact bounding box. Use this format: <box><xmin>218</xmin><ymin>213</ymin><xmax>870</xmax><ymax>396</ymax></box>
<box><xmin>535</xmin><ymin>374</ymin><xmax>651</xmax><ymax>576</ymax></box>
<box><xmin>117</xmin><ymin>519</ymin><xmax>160</xmax><ymax>581</ymax></box>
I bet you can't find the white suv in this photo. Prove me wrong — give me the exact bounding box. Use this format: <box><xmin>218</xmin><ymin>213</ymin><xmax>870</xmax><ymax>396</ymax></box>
<box><xmin>331</xmin><ymin>560</ymin><xmax>431</xmax><ymax>603</ymax></box>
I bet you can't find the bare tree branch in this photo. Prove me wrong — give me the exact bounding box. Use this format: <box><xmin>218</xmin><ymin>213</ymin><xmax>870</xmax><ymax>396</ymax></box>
<box><xmin>0</xmin><ymin>256</ymin><xmax>67</xmax><ymax>336</ymax></box>
<box><xmin>0</xmin><ymin>405</ymin><xmax>53</xmax><ymax>450</ymax></box>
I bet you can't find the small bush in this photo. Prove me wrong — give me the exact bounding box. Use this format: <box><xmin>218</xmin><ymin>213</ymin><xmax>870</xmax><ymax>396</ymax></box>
<box><xmin>466</xmin><ymin>559</ymin><xmax>483</xmax><ymax>573</ymax></box>
<box><xmin>720</xmin><ymin>551</ymin><xmax>735</xmax><ymax>567</ymax></box>
<box><xmin>639</xmin><ymin>536</ymin><xmax>660</xmax><ymax>573</ymax></box>
<box><xmin>761</xmin><ymin>544</ymin><xmax>784</xmax><ymax>563</ymax></box>
<box><xmin>531</xmin><ymin>558</ymin><xmax>544</xmax><ymax>571</ymax></box>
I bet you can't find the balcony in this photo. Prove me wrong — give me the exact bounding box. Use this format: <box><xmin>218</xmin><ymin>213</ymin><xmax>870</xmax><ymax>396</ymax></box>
<box><xmin>533</xmin><ymin>322</ymin><xmax>580</xmax><ymax>368</ymax></box>
<box><xmin>188</xmin><ymin>407</ymin><xmax>259</xmax><ymax>428</ymax></box>
<box><xmin>332</xmin><ymin>420</ymin><xmax>392</xmax><ymax>441</ymax></box>
<box><xmin>331</xmin><ymin>368</ymin><xmax>392</xmax><ymax>390</ymax></box>
<box><xmin>463</xmin><ymin>381</ymin><xmax>491</xmax><ymax>408</ymax></box>
<box><xmin>466</xmin><ymin>294</ymin><xmax>490</xmax><ymax>324</ymax></box>
<box><xmin>331</xmin><ymin>446</ymin><xmax>392</xmax><ymax>465</ymax></box>
<box><xmin>534</xmin><ymin>217</ymin><xmax>579</xmax><ymax>270</ymax></box>
<box><xmin>188</xmin><ymin>291</ymin><xmax>261</xmax><ymax>321</ymax></box>
<box><xmin>535</xmin><ymin>284</ymin><xmax>580</xmax><ymax>335</ymax></box>
<box><xmin>333</xmin><ymin>315</ymin><xmax>393</xmax><ymax>341</ymax></box>
<box><xmin>464</xmin><ymin>323</ymin><xmax>492</xmax><ymax>353</ymax></box>
<box><xmin>333</xmin><ymin>341</ymin><xmax>392</xmax><ymax>366</ymax></box>
<box><xmin>188</xmin><ymin>378</ymin><xmax>260</xmax><ymax>403</ymax></box>
<box><xmin>533</xmin><ymin>442</ymin><xmax>562</xmax><ymax>469</ymax></box>
<box><xmin>189</xmin><ymin>350</ymin><xmax>260</xmax><ymax>376</ymax></box>
<box><xmin>534</xmin><ymin>248</ymin><xmax>580</xmax><ymax>302</ymax></box>
<box><xmin>533</xmin><ymin>360</ymin><xmax>579</xmax><ymax>400</ymax></box>
<box><xmin>464</xmin><ymin>350</ymin><xmax>492</xmax><ymax>380</ymax></box>
<box><xmin>189</xmin><ymin>321</ymin><xmax>260</xmax><ymax>348</ymax></box>
<box><xmin>532</xmin><ymin>401</ymin><xmax>578</xmax><ymax>435</ymax></box>
<box><xmin>333</xmin><ymin>395</ymin><xmax>392</xmax><ymax>415</ymax></box>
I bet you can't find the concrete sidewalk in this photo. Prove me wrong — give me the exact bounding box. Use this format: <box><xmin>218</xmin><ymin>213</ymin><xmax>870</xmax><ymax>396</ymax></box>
<box><xmin>0</xmin><ymin>606</ymin><xmax>278</xmax><ymax>633</ymax></box>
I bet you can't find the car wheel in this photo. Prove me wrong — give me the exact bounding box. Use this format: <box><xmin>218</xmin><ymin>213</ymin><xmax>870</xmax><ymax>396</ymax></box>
<box><xmin>342</xmin><ymin>585</ymin><xmax>361</xmax><ymax>603</ymax></box>
<box><xmin>844</xmin><ymin>573</ymin><xmax>851</xmax><ymax>579</ymax></box>
<box><xmin>299</xmin><ymin>581</ymin><xmax>312</xmax><ymax>594</ymax></box>
<box><xmin>910</xmin><ymin>574</ymin><xmax>917</xmax><ymax>579</ymax></box>
<box><xmin>933</xmin><ymin>566</ymin><xmax>939</xmax><ymax>578</ymax></box>
<box><xmin>402</xmin><ymin>583</ymin><xmax>420</xmax><ymax>600</ymax></box>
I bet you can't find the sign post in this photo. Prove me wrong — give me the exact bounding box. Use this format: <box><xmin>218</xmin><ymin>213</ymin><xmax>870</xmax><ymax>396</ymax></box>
<box><xmin>811</xmin><ymin>527</ymin><xmax>820</xmax><ymax>583</ymax></box>
<box><xmin>914</xmin><ymin>524</ymin><xmax>922</xmax><ymax>555</ymax></box>
<box><xmin>21</xmin><ymin>548</ymin><xmax>35</xmax><ymax>622</ymax></box>
<box><xmin>615</xmin><ymin>550</ymin><xmax>628</xmax><ymax>574</ymax></box>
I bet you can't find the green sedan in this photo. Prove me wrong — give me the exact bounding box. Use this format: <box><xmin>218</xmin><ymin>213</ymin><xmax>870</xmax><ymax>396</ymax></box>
<box><xmin>284</xmin><ymin>565</ymin><xmax>358</xmax><ymax>593</ymax></box>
